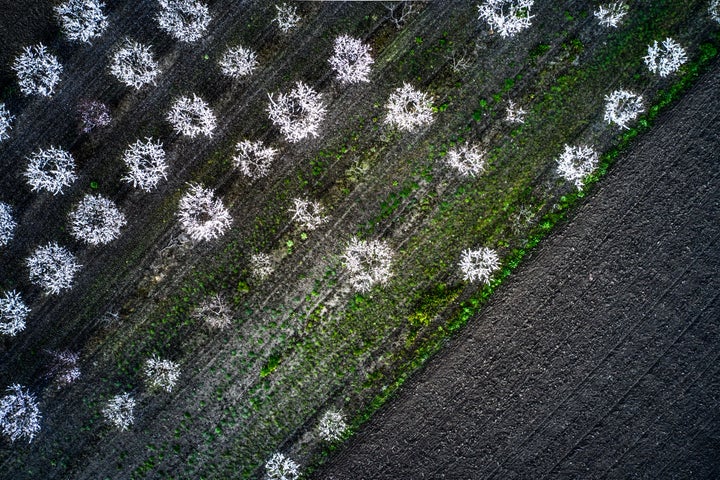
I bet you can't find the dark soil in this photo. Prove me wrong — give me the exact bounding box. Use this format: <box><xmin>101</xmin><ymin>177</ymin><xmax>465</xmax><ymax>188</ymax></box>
<box><xmin>313</xmin><ymin>60</ymin><xmax>720</xmax><ymax>479</ymax></box>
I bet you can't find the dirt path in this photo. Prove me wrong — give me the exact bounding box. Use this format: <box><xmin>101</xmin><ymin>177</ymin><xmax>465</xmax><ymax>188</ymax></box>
<box><xmin>313</xmin><ymin>60</ymin><xmax>720</xmax><ymax>480</ymax></box>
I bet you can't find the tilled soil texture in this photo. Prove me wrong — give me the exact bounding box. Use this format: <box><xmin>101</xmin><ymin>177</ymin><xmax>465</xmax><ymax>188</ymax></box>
<box><xmin>313</xmin><ymin>60</ymin><xmax>720</xmax><ymax>479</ymax></box>
<box><xmin>1</xmin><ymin>1</ymin><xmax>719</xmax><ymax>479</ymax></box>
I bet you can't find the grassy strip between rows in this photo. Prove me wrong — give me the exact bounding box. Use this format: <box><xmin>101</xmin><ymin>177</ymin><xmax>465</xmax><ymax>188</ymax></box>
<box><xmin>305</xmin><ymin>34</ymin><xmax>719</xmax><ymax>477</ymax></box>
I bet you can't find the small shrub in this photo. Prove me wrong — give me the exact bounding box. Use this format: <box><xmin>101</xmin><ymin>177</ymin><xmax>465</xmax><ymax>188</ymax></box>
<box><xmin>45</xmin><ymin>350</ymin><xmax>81</xmax><ymax>388</ymax></box>
<box><xmin>505</xmin><ymin>99</ymin><xmax>526</xmax><ymax>124</ymax></box>
<box><xmin>192</xmin><ymin>294</ymin><xmax>232</xmax><ymax>329</ymax></box>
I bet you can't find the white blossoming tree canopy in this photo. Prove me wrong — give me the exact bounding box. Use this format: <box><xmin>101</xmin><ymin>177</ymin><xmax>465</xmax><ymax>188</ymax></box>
<box><xmin>26</xmin><ymin>243</ymin><xmax>82</xmax><ymax>294</ymax></box>
<box><xmin>102</xmin><ymin>393</ymin><xmax>135</xmax><ymax>431</ymax></box>
<box><xmin>109</xmin><ymin>39</ymin><xmax>161</xmax><ymax>89</ymax></box>
<box><xmin>156</xmin><ymin>0</ymin><xmax>211</xmax><ymax>43</ymax></box>
<box><xmin>329</xmin><ymin>34</ymin><xmax>374</xmax><ymax>84</ymax></box>
<box><xmin>477</xmin><ymin>0</ymin><xmax>534</xmax><ymax>38</ymax></box>
<box><xmin>0</xmin><ymin>103</ymin><xmax>15</xmax><ymax>142</ymax></box>
<box><xmin>0</xmin><ymin>202</ymin><xmax>17</xmax><ymax>247</ymax></box>
<box><xmin>122</xmin><ymin>137</ymin><xmax>168</xmax><ymax>191</ymax></box>
<box><xmin>384</xmin><ymin>82</ymin><xmax>434</xmax><ymax>132</ymax></box>
<box><xmin>267</xmin><ymin>81</ymin><xmax>327</xmax><ymax>143</ymax></box>
<box><xmin>167</xmin><ymin>94</ymin><xmax>217</xmax><ymax>138</ymax></box>
<box><xmin>342</xmin><ymin>237</ymin><xmax>394</xmax><ymax>293</ymax></box>
<box><xmin>177</xmin><ymin>184</ymin><xmax>231</xmax><ymax>241</ymax></box>
<box><xmin>459</xmin><ymin>247</ymin><xmax>500</xmax><ymax>284</ymax></box>
<box><xmin>68</xmin><ymin>194</ymin><xmax>127</xmax><ymax>245</ymax></box>
<box><xmin>24</xmin><ymin>146</ymin><xmax>78</xmax><ymax>195</ymax></box>
<box><xmin>219</xmin><ymin>45</ymin><xmax>259</xmax><ymax>79</ymax></box>
<box><xmin>0</xmin><ymin>290</ymin><xmax>30</xmax><ymax>337</ymax></box>
<box><xmin>55</xmin><ymin>0</ymin><xmax>109</xmax><ymax>44</ymax></box>
<box><xmin>0</xmin><ymin>384</ymin><xmax>41</xmax><ymax>443</ymax></box>
<box><xmin>12</xmin><ymin>44</ymin><xmax>63</xmax><ymax>97</ymax></box>
<box><xmin>604</xmin><ymin>89</ymin><xmax>644</xmax><ymax>130</ymax></box>
<box><xmin>555</xmin><ymin>144</ymin><xmax>599</xmax><ymax>190</ymax></box>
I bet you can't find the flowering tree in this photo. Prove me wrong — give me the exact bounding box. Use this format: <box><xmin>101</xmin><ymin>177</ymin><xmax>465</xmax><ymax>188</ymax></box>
<box><xmin>644</xmin><ymin>38</ymin><xmax>687</xmax><ymax>77</ymax></box>
<box><xmin>250</xmin><ymin>253</ymin><xmax>274</xmax><ymax>280</ymax></box>
<box><xmin>273</xmin><ymin>3</ymin><xmax>301</xmax><ymax>33</ymax></box>
<box><xmin>27</xmin><ymin>242</ymin><xmax>82</xmax><ymax>294</ymax></box>
<box><xmin>122</xmin><ymin>138</ymin><xmax>168</xmax><ymax>191</ymax></box>
<box><xmin>156</xmin><ymin>0</ymin><xmax>211</xmax><ymax>42</ymax></box>
<box><xmin>342</xmin><ymin>237</ymin><xmax>394</xmax><ymax>293</ymax></box>
<box><xmin>317</xmin><ymin>408</ymin><xmax>347</xmax><ymax>442</ymax></box>
<box><xmin>267</xmin><ymin>82</ymin><xmax>327</xmax><ymax>143</ymax></box>
<box><xmin>0</xmin><ymin>290</ymin><xmax>30</xmax><ymax>337</ymax></box>
<box><xmin>0</xmin><ymin>202</ymin><xmax>17</xmax><ymax>247</ymax></box>
<box><xmin>78</xmin><ymin>100</ymin><xmax>112</xmax><ymax>133</ymax></box>
<box><xmin>102</xmin><ymin>393</ymin><xmax>135</xmax><ymax>431</ymax></box>
<box><xmin>265</xmin><ymin>452</ymin><xmax>300</xmax><ymax>480</ymax></box>
<box><xmin>445</xmin><ymin>143</ymin><xmax>486</xmax><ymax>177</ymax></box>
<box><xmin>505</xmin><ymin>99</ymin><xmax>526</xmax><ymax>124</ymax></box>
<box><xmin>233</xmin><ymin>140</ymin><xmax>277</xmax><ymax>179</ymax></box>
<box><xmin>593</xmin><ymin>2</ymin><xmax>628</xmax><ymax>28</ymax></box>
<box><xmin>69</xmin><ymin>194</ymin><xmax>127</xmax><ymax>245</ymax></box>
<box><xmin>459</xmin><ymin>247</ymin><xmax>500</xmax><ymax>284</ymax></box>
<box><xmin>384</xmin><ymin>83</ymin><xmax>434</xmax><ymax>132</ymax></box>
<box><xmin>477</xmin><ymin>0</ymin><xmax>534</xmax><ymax>38</ymax></box>
<box><xmin>12</xmin><ymin>44</ymin><xmax>63</xmax><ymax>97</ymax></box>
<box><xmin>178</xmin><ymin>184</ymin><xmax>231</xmax><ymax>241</ymax></box>
<box><xmin>219</xmin><ymin>45</ymin><xmax>259</xmax><ymax>79</ymax></box>
<box><xmin>711</xmin><ymin>0</ymin><xmax>720</xmax><ymax>23</ymax></box>
<box><xmin>45</xmin><ymin>350</ymin><xmax>81</xmax><ymax>387</ymax></box>
<box><xmin>192</xmin><ymin>293</ymin><xmax>232</xmax><ymax>329</ymax></box>
<box><xmin>0</xmin><ymin>385</ymin><xmax>41</xmax><ymax>443</ymax></box>
<box><xmin>604</xmin><ymin>89</ymin><xmax>644</xmax><ymax>130</ymax></box>
<box><xmin>167</xmin><ymin>94</ymin><xmax>217</xmax><ymax>138</ymax></box>
<box><xmin>24</xmin><ymin>146</ymin><xmax>78</xmax><ymax>195</ymax></box>
<box><xmin>109</xmin><ymin>39</ymin><xmax>160</xmax><ymax>89</ymax></box>
<box><xmin>55</xmin><ymin>0</ymin><xmax>108</xmax><ymax>43</ymax></box>
<box><xmin>144</xmin><ymin>355</ymin><xmax>180</xmax><ymax>392</ymax></box>
<box><xmin>329</xmin><ymin>34</ymin><xmax>374</xmax><ymax>84</ymax></box>
<box><xmin>0</xmin><ymin>103</ymin><xmax>15</xmax><ymax>142</ymax></box>
<box><xmin>289</xmin><ymin>197</ymin><xmax>328</xmax><ymax>230</ymax></box>
<box><xmin>556</xmin><ymin>144</ymin><xmax>598</xmax><ymax>190</ymax></box>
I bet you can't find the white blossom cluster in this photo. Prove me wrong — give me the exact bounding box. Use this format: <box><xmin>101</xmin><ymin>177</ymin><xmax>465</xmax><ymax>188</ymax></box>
<box><xmin>24</xmin><ymin>146</ymin><xmax>78</xmax><ymax>195</ymax></box>
<box><xmin>384</xmin><ymin>83</ymin><xmax>434</xmax><ymax>132</ymax></box>
<box><xmin>342</xmin><ymin>237</ymin><xmax>394</xmax><ymax>293</ymax></box>
<box><xmin>233</xmin><ymin>140</ymin><xmax>277</xmax><ymax>179</ymax></box>
<box><xmin>459</xmin><ymin>247</ymin><xmax>500</xmax><ymax>284</ymax></box>
<box><xmin>12</xmin><ymin>44</ymin><xmax>63</xmax><ymax>97</ymax></box>
<box><xmin>122</xmin><ymin>138</ymin><xmax>168</xmax><ymax>192</ymax></box>
<box><xmin>329</xmin><ymin>34</ymin><xmax>374</xmax><ymax>84</ymax></box>
<box><xmin>265</xmin><ymin>452</ymin><xmax>300</xmax><ymax>480</ymax></box>
<box><xmin>644</xmin><ymin>37</ymin><xmax>687</xmax><ymax>77</ymax></box>
<box><xmin>289</xmin><ymin>197</ymin><xmax>328</xmax><ymax>231</ymax></box>
<box><xmin>267</xmin><ymin>81</ymin><xmax>327</xmax><ymax>143</ymax></box>
<box><xmin>69</xmin><ymin>194</ymin><xmax>127</xmax><ymax>245</ymax></box>
<box><xmin>505</xmin><ymin>99</ymin><xmax>526</xmax><ymax>124</ymax></box>
<box><xmin>102</xmin><ymin>393</ymin><xmax>135</xmax><ymax>431</ymax></box>
<box><xmin>192</xmin><ymin>293</ymin><xmax>232</xmax><ymax>329</ymax></box>
<box><xmin>55</xmin><ymin>0</ymin><xmax>108</xmax><ymax>43</ymax></box>
<box><xmin>156</xmin><ymin>0</ymin><xmax>211</xmax><ymax>43</ymax></box>
<box><xmin>0</xmin><ymin>103</ymin><xmax>14</xmax><ymax>142</ymax></box>
<box><xmin>273</xmin><ymin>3</ymin><xmax>301</xmax><ymax>33</ymax></box>
<box><xmin>46</xmin><ymin>350</ymin><xmax>81</xmax><ymax>387</ymax></box>
<box><xmin>78</xmin><ymin>100</ymin><xmax>112</xmax><ymax>133</ymax></box>
<box><xmin>26</xmin><ymin>242</ymin><xmax>82</xmax><ymax>294</ymax></box>
<box><xmin>250</xmin><ymin>252</ymin><xmax>274</xmax><ymax>280</ymax></box>
<box><xmin>0</xmin><ymin>384</ymin><xmax>41</xmax><ymax>443</ymax></box>
<box><xmin>593</xmin><ymin>2</ymin><xmax>629</xmax><ymax>28</ymax></box>
<box><xmin>110</xmin><ymin>40</ymin><xmax>161</xmax><ymax>89</ymax></box>
<box><xmin>556</xmin><ymin>144</ymin><xmax>599</xmax><ymax>190</ymax></box>
<box><xmin>177</xmin><ymin>184</ymin><xmax>231</xmax><ymax>241</ymax></box>
<box><xmin>167</xmin><ymin>94</ymin><xmax>217</xmax><ymax>138</ymax></box>
<box><xmin>445</xmin><ymin>143</ymin><xmax>486</xmax><ymax>177</ymax></box>
<box><xmin>603</xmin><ymin>89</ymin><xmax>644</xmax><ymax>130</ymax></box>
<box><xmin>317</xmin><ymin>408</ymin><xmax>347</xmax><ymax>442</ymax></box>
<box><xmin>0</xmin><ymin>202</ymin><xmax>17</xmax><ymax>247</ymax></box>
<box><xmin>0</xmin><ymin>290</ymin><xmax>30</xmax><ymax>337</ymax></box>
<box><xmin>711</xmin><ymin>0</ymin><xmax>720</xmax><ymax>23</ymax></box>
<box><xmin>219</xmin><ymin>45</ymin><xmax>259</xmax><ymax>79</ymax></box>
<box><xmin>477</xmin><ymin>0</ymin><xmax>534</xmax><ymax>38</ymax></box>
<box><xmin>144</xmin><ymin>355</ymin><xmax>180</xmax><ymax>392</ymax></box>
